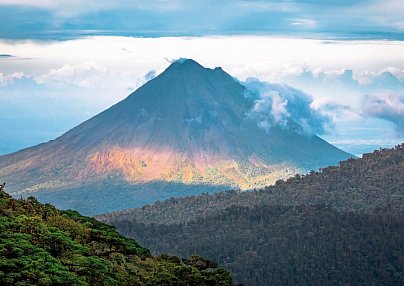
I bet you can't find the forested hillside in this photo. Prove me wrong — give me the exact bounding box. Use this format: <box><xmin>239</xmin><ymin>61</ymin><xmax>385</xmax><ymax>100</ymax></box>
<box><xmin>0</xmin><ymin>184</ymin><xmax>235</xmax><ymax>286</ymax></box>
<box><xmin>100</xmin><ymin>144</ymin><xmax>404</xmax><ymax>286</ymax></box>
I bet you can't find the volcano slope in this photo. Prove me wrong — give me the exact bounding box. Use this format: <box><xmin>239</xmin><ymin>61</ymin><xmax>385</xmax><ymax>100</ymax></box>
<box><xmin>0</xmin><ymin>59</ymin><xmax>352</xmax><ymax>215</ymax></box>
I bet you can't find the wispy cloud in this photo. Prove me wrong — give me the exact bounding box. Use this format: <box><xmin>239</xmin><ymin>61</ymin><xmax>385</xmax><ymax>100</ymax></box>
<box><xmin>290</xmin><ymin>18</ymin><xmax>316</xmax><ymax>29</ymax></box>
<box><xmin>234</xmin><ymin>1</ymin><xmax>298</xmax><ymax>12</ymax></box>
<box><xmin>362</xmin><ymin>92</ymin><xmax>404</xmax><ymax>136</ymax></box>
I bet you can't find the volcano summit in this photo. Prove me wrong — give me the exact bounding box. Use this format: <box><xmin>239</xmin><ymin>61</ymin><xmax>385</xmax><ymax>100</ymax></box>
<box><xmin>0</xmin><ymin>59</ymin><xmax>352</xmax><ymax>214</ymax></box>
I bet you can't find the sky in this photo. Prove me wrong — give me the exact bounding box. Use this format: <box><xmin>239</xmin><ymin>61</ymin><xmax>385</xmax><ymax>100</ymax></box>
<box><xmin>0</xmin><ymin>1</ymin><xmax>403</xmax><ymax>156</ymax></box>
<box><xmin>0</xmin><ymin>0</ymin><xmax>404</xmax><ymax>39</ymax></box>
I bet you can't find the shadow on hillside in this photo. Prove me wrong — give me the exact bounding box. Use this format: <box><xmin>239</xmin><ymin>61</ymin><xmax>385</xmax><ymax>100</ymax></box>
<box><xmin>19</xmin><ymin>180</ymin><xmax>232</xmax><ymax>216</ymax></box>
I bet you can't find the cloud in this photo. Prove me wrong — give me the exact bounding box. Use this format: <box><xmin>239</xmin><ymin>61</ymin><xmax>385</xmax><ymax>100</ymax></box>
<box><xmin>290</xmin><ymin>18</ymin><xmax>316</xmax><ymax>29</ymax></box>
<box><xmin>319</xmin><ymin>102</ymin><xmax>353</xmax><ymax>114</ymax></box>
<box><xmin>361</xmin><ymin>0</ymin><xmax>404</xmax><ymax>31</ymax></box>
<box><xmin>284</xmin><ymin>64</ymin><xmax>404</xmax><ymax>91</ymax></box>
<box><xmin>144</xmin><ymin>70</ymin><xmax>156</xmax><ymax>81</ymax></box>
<box><xmin>362</xmin><ymin>92</ymin><xmax>404</xmax><ymax>136</ymax></box>
<box><xmin>0</xmin><ymin>54</ymin><xmax>14</xmax><ymax>58</ymax></box>
<box><xmin>36</xmin><ymin>62</ymin><xmax>109</xmax><ymax>88</ymax></box>
<box><xmin>247</xmin><ymin>90</ymin><xmax>289</xmax><ymax>130</ymax></box>
<box><xmin>0</xmin><ymin>0</ymin><xmax>182</xmax><ymax>13</ymax></box>
<box><xmin>379</xmin><ymin>67</ymin><xmax>404</xmax><ymax>81</ymax></box>
<box><xmin>0</xmin><ymin>71</ymin><xmax>25</xmax><ymax>86</ymax></box>
<box><xmin>243</xmin><ymin>77</ymin><xmax>332</xmax><ymax>135</ymax></box>
<box><xmin>0</xmin><ymin>0</ymin><xmax>404</xmax><ymax>39</ymax></box>
<box><xmin>279</xmin><ymin>65</ymin><xmax>404</xmax><ymax>126</ymax></box>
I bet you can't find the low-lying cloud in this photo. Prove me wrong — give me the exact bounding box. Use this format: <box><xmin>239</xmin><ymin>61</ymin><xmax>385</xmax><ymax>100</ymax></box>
<box><xmin>243</xmin><ymin>78</ymin><xmax>332</xmax><ymax>135</ymax></box>
<box><xmin>363</xmin><ymin>92</ymin><xmax>404</xmax><ymax>136</ymax></box>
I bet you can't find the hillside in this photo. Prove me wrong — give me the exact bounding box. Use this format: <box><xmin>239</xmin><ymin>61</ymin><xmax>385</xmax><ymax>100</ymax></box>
<box><xmin>0</xmin><ymin>59</ymin><xmax>351</xmax><ymax>215</ymax></box>
<box><xmin>0</xmin><ymin>184</ymin><xmax>235</xmax><ymax>286</ymax></box>
<box><xmin>100</xmin><ymin>144</ymin><xmax>404</xmax><ymax>285</ymax></box>
<box><xmin>100</xmin><ymin>144</ymin><xmax>404</xmax><ymax>225</ymax></box>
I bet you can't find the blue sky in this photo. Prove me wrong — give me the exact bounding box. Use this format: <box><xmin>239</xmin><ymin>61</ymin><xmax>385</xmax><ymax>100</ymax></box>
<box><xmin>0</xmin><ymin>0</ymin><xmax>403</xmax><ymax>39</ymax></box>
<box><xmin>0</xmin><ymin>1</ymin><xmax>403</xmax><ymax>156</ymax></box>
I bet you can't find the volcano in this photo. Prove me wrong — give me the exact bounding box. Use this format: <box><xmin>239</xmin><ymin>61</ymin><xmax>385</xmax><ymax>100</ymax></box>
<box><xmin>0</xmin><ymin>59</ymin><xmax>352</xmax><ymax>215</ymax></box>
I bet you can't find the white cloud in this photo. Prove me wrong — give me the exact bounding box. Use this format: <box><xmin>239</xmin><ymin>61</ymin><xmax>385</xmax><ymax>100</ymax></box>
<box><xmin>244</xmin><ymin>79</ymin><xmax>332</xmax><ymax>135</ymax></box>
<box><xmin>36</xmin><ymin>62</ymin><xmax>109</xmax><ymax>88</ymax></box>
<box><xmin>290</xmin><ymin>18</ymin><xmax>317</xmax><ymax>29</ymax></box>
<box><xmin>362</xmin><ymin>92</ymin><xmax>404</xmax><ymax>136</ymax></box>
<box><xmin>364</xmin><ymin>92</ymin><xmax>404</xmax><ymax>115</ymax></box>
<box><xmin>0</xmin><ymin>71</ymin><xmax>25</xmax><ymax>86</ymax></box>
<box><xmin>248</xmin><ymin>90</ymin><xmax>289</xmax><ymax>130</ymax></box>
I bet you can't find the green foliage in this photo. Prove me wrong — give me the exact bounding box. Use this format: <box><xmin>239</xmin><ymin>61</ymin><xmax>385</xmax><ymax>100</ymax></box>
<box><xmin>102</xmin><ymin>144</ymin><xmax>404</xmax><ymax>285</ymax></box>
<box><xmin>0</xmin><ymin>232</ymin><xmax>83</xmax><ymax>286</ymax></box>
<box><xmin>0</xmin><ymin>189</ymin><xmax>235</xmax><ymax>286</ymax></box>
<box><xmin>184</xmin><ymin>254</ymin><xmax>218</xmax><ymax>270</ymax></box>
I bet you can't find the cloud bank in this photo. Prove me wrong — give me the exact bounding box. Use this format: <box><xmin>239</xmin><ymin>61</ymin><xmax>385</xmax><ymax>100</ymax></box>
<box><xmin>243</xmin><ymin>78</ymin><xmax>332</xmax><ymax>135</ymax></box>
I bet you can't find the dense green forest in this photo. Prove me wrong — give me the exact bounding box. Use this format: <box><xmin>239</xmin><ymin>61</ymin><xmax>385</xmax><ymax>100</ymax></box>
<box><xmin>101</xmin><ymin>144</ymin><xmax>404</xmax><ymax>286</ymax></box>
<box><xmin>0</xmin><ymin>184</ymin><xmax>235</xmax><ymax>286</ymax></box>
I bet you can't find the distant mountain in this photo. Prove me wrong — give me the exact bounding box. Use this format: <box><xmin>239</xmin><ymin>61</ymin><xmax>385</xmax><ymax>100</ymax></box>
<box><xmin>0</xmin><ymin>59</ymin><xmax>352</xmax><ymax>215</ymax></box>
<box><xmin>0</xmin><ymin>185</ymin><xmax>235</xmax><ymax>286</ymax></box>
<box><xmin>99</xmin><ymin>144</ymin><xmax>404</xmax><ymax>286</ymax></box>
